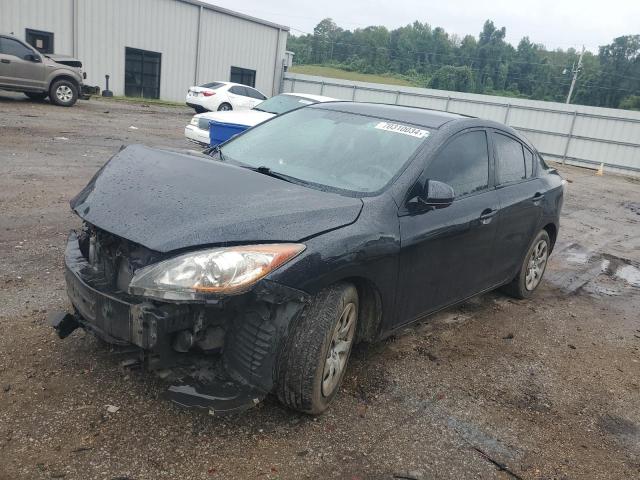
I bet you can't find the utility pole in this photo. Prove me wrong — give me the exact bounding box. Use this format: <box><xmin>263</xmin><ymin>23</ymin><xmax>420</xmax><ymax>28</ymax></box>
<box><xmin>566</xmin><ymin>45</ymin><xmax>585</xmax><ymax>104</ymax></box>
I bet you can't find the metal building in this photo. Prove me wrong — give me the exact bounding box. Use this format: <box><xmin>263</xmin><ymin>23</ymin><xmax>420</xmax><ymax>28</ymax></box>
<box><xmin>1</xmin><ymin>0</ymin><xmax>290</xmax><ymax>101</ymax></box>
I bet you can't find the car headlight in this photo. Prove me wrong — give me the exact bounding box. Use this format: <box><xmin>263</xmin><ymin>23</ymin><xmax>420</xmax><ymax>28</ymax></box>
<box><xmin>129</xmin><ymin>244</ymin><xmax>305</xmax><ymax>301</ymax></box>
<box><xmin>190</xmin><ymin>116</ymin><xmax>199</xmax><ymax>126</ymax></box>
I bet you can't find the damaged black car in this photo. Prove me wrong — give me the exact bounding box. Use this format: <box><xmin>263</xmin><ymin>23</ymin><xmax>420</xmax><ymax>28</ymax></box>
<box><xmin>51</xmin><ymin>102</ymin><xmax>564</xmax><ymax>415</ymax></box>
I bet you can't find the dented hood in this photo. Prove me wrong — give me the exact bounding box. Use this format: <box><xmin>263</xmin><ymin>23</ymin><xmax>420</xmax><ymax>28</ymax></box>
<box><xmin>70</xmin><ymin>145</ymin><xmax>363</xmax><ymax>252</ymax></box>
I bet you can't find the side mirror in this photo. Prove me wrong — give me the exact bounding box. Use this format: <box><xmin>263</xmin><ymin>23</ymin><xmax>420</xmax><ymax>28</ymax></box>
<box><xmin>408</xmin><ymin>180</ymin><xmax>455</xmax><ymax>211</ymax></box>
<box><xmin>26</xmin><ymin>54</ymin><xmax>42</xmax><ymax>63</ymax></box>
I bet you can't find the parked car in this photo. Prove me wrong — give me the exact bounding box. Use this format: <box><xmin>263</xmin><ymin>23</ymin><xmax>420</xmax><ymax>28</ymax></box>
<box><xmin>0</xmin><ymin>33</ymin><xmax>88</xmax><ymax>106</ymax></box>
<box><xmin>50</xmin><ymin>102</ymin><xmax>563</xmax><ymax>416</ymax></box>
<box><xmin>185</xmin><ymin>81</ymin><xmax>267</xmax><ymax>113</ymax></box>
<box><xmin>184</xmin><ymin>92</ymin><xmax>336</xmax><ymax>146</ymax></box>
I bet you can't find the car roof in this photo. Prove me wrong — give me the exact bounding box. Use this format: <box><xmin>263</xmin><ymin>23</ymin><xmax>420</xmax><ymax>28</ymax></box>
<box><xmin>311</xmin><ymin>102</ymin><xmax>469</xmax><ymax>129</ymax></box>
<box><xmin>280</xmin><ymin>92</ymin><xmax>337</xmax><ymax>102</ymax></box>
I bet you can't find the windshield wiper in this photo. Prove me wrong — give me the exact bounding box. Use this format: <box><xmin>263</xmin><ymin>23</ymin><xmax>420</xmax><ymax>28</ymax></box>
<box><xmin>203</xmin><ymin>145</ymin><xmax>226</xmax><ymax>161</ymax></box>
<box><xmin>241</xmin><ymin>165</ymin><xmax>300</xmax><ymax>184</ymax></box>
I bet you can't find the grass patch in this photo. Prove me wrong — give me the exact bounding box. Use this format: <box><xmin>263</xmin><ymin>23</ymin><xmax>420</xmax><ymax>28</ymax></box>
<box><xmin>289</xmin><ymin>65</ymin><xmax>415</xmax><ymax>87</ymax></box>
<box><xmin>101</xmin><ymin>96</ymin><xmax>187</xmax><ymax>108</ymax></box>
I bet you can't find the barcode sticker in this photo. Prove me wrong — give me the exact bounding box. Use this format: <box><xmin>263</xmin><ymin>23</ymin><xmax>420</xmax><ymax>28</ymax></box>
<box><xmin>375</xmin><ymin>122</ymin><xmax>429</xmax><ymax>138</ymax></box>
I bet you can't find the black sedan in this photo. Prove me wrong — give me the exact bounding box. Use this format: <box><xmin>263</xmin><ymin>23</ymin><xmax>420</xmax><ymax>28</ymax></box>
<box><xmin>51</xmin><ymin>102</ymin><xmax>564</xmax><ymax>415</ymax></box>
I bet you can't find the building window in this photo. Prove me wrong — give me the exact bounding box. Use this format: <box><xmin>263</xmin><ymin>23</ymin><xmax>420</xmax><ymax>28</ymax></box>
<box><xmin>124</xmin><ymin>47</ymin><xmax>161</xmax><ymax>99</ymax></box>
<box><xmin>230</xmin><ymin>67</ymin><xmax>256</xmax><ymax>87</ymax></box>
<box><xmin>25</xmin><ymin>29</ymin><xmax>54</xmax><ymax>54</ymax></box>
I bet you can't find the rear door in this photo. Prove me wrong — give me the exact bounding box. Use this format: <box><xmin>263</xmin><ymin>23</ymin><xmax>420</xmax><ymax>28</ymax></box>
<box><xmin>396</xmin><ymin>129</ymin><xmax>501</xmax><ymax>324</ymax></box>
<box><xmin>491</xmin><ymin>131</ymin><xmax>545</xmax><ymax>283</ymax></box>
<box><xmin>227</xmin><ymin>85</ymin><xmax>252</xmax><ymax>109</ymax></box>
<box><xmin>244</xmin><ymin>87</ymin><xmax>267</xmax><ymax>108</ymax></box>
<box><xmin>0</xmin><ymin>37</ymin><xmax>46</xmax><ymax>89</ymax></box>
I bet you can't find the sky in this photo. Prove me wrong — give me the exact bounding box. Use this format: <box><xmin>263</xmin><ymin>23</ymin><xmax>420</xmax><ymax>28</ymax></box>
<box><xmin>205</xmin><ymin>0</ymin><xmax>640</xmax><ymax>52</ymax></box>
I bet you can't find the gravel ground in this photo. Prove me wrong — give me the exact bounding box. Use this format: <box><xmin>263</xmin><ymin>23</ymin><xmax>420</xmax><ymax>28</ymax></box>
<box><xmin>0</xmin><ymin>92</ymin><xmax>639</xmax><ymax>480</ymax></box>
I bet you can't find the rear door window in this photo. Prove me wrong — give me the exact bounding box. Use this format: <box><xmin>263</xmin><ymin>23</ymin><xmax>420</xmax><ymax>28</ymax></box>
<box><xmin>245</xmin><ymin>87</ymin><xmax>266</xmax><ymax>100</ymax></box>
<box><xmin>494</xmin><ymin>133</ymin><xmax>526</xmax><ymax>184</ymax></box>
<box><xmin>425</xmin><ymin>130</ymin><xmax>490</xmax><ymax>197</ymax></box>
<box><xmin>229</xmin><ymin>85</ymin><xmax>248</xmax><ymax>96</ymax></box>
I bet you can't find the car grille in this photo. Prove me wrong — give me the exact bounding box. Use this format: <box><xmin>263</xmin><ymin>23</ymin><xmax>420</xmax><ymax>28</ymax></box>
<box><xmin>198</xmin><ymin>117</ymin><xmax>211</xmax><ymax>130</ymax></box>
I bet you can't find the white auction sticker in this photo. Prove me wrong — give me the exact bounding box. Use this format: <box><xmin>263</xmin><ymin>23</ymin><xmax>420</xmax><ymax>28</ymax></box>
<box><xmin>375</xmin><ymin>122</ymin><xmax>429</xmax><ymax>139</ymax></box>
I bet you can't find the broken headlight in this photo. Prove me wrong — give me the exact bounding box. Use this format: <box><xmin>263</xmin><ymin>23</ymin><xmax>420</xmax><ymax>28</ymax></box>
<box><xmin>129</xmin><ymin>244</ymin><xmax>305</xmax><ymax>301</ymax></box>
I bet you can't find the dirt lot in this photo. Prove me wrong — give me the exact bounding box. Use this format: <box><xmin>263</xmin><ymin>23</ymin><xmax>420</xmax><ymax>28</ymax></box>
<box><xmin>1</xmin><ymin>92</ymin><xmax>639</xmax><ymax>480</ymax></box>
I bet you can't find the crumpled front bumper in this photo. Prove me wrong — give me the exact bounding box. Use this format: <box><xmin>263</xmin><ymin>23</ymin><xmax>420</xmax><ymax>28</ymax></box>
<box><xmin>54</xmin><ymin>231</ymin><xmax>310</xmax><ymax>414</ymax></box>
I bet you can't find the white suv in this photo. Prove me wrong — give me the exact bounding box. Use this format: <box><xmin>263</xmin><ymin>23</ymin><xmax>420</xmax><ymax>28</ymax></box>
<box><xmin>185</xmin><ymin>81</ymin><xmax>267</xmax><ymax>113</ymax></box>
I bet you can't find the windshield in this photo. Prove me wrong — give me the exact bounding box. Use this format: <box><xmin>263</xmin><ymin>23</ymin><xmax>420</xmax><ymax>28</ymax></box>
<box><xmin>254</xmin><ymin>95</ymin><xmax>318</xmax><ymax>115</ymax></box>
<box><xmin>199</xmin><ymin>82</ymin><xmax>224</xmax><ymax>89</ymax></box>
<box><xmin>220</xmin><ymin>107</ymin><xmax>431</xmax><ymax>193</ymax></box>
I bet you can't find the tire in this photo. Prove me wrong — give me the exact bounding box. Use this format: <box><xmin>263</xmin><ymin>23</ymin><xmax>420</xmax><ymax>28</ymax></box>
<box><xmin>194</xmin><ymin>105</ymin><xmax>206</xmax><ymax>114</ymax></box>
<box><xmin>49</xmin><ymin>79</ymin><xmax>78</xmax><ymax>107</ymax></box>
<box><xmin>217</xmin><ymin>102</ymin><xmax>232</xmax><ymax>111</ymax></box>
<box><xmin>276</xmin><ymin>282</ymin><xmax>358</xmax><ymax>414</ymax></box>
<box><xmin>501</xmin><ymin>230</ymin><xmax>551</xmax><ymax>299</ymax></box>
<box><xmin>25</xmin><ymin>92</ymin><xmax>48</xmax><ymax>101</ymax></box>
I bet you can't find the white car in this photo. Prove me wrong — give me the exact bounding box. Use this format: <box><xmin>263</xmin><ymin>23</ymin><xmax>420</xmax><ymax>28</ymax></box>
<box><xmin>185</xmin><ymin>81</ymin><xmax>267</xmax><ymax>113</ymax></box>
<box><xmin>184</xmin><ymin>92</ymin><xmax>337</xmax><ymax>146</ymax></box>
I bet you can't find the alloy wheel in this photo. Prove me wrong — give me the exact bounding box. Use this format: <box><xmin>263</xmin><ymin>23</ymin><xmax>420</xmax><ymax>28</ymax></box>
<box><xmin>525</xmin><ymin>239</ymin><xmax>548</xmax><ymax>291</ymax></box>
<box><xmin>56</xmin><ymin>85</ymin><xmax>73</xmax><ymax>103</ymax></box>
<box><xmin>321</xmin><ymin>302</ymin><xmax>356</xmax><ymax>397</ymax></box>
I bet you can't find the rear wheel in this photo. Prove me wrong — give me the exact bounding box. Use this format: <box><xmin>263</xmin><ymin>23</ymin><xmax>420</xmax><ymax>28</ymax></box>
<box><xmin>49</xmin><ymin>79</ymin><xmax>78</xmax><ymax>107</ymax></box>
<box><xmin>217</xmin><ymin>102</ymin><xmax>232</xmax><ymax>111</ymax></box>
<box><xmin>194</xmin><ymin>105</ymin><xmax>206</xmax><ymax>114</ymax></box>
<box><xmin>25</xmin><ymin>92</ymin><xmax>48</xmax><ymax>101</ymax></box>
<box><xmin>502</xmin><ymin>230</ymin><xmax>550</xmax><ymax>299</ymax></box>
<box><xmin>277</xmin><ymin>283</ymin><xmax>358</xmax><ymax>414</ymax></box>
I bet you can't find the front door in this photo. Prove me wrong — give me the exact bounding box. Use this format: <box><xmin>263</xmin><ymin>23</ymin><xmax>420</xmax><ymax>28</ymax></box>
<box><xmin>124</xmin><ymin>47</ymin><xmax>161</xmax><ymax>99</ymax></box>
<box><xmin>0</xmin><ymin>37</ymin><xmax>45</xmax><ymax>90</ymax></box>
<box><xmin>396</xmin><ymin>129</ymin><xmax>500</xmax><ymax>325</ymax></box>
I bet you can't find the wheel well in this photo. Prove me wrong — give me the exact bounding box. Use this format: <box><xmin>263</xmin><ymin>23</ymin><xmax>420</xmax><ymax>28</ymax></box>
<box><xmin>342</xmin><ymin>277</ymin><xmax>382</xmax><ymax>343</ymax></box>
<box><xmin>49</xmin><ymin>75</ymin><xmax>79</xmax><ymax>92</ymax></box>
<box><xmin>543</xmin><ymin>223</ymin><xmax>557</xmax><ymax>252</ymax></box>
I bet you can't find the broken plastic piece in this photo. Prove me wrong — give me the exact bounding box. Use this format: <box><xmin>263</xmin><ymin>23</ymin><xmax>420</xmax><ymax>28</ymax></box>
<box><xmin>166</xmin><ymin>377</ymin><xmax>265</xmax><ymax>416</ymax></box>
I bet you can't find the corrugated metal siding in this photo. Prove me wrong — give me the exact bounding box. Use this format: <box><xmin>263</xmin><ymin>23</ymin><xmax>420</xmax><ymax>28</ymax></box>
<box><xmin>2</xmin><ymin>0</ymin><xmax>288</xmax><ymax>102</ymax></box>
<box><xmin>76</xmin><ymin>0</ymin><xmax>199</xmax><ymax>101</ymax></box>
<box><xmin>284</xmin><ymin>73</ymin><xmax>640</xmax><ymax>176</ymax></box>
<box><xmin>1</xmin><ymin>0</ymin><xmax>74</xmax><ymax>55</ymax></box>
<box><xmin>197</xmin><ymin>8</ymin><xmax>282</xmax><ymax>96</ymax></box>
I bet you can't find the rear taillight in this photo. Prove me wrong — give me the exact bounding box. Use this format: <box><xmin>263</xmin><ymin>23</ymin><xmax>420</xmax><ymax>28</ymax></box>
<box><xmin>203</xmin><ymin>91</ymin><xmax>216</xmax><ymax>97</ymax></box>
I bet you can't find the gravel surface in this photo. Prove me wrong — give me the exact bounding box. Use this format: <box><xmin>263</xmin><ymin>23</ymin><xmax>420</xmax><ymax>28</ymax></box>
<box><xmin>1</xmin><ymin>92</ymin><xmax>639</xmax><ymax>480</ymax></box>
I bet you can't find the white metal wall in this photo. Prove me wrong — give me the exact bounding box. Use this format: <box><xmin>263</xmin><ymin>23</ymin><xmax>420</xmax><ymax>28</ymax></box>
<box><xmin>0</xmin><ymin>0</ymin><xmax>74</xmax><ymax>55</ymax></box>
<box><xmin>1</xmin><ymin>0</ymin><xmax>288</xmax><ymax>102</ymax></box>
<box><xmin>284</xmin><ymin>73</ymin><xmax>640</xmax><ymax>176</ymax></box>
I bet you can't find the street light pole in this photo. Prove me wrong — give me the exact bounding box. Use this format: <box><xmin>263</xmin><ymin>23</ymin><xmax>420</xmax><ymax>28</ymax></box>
<box><xmin>566</xmin><ymin>46</ymin><xmax>585</xmax><ymax>104</ymax></box>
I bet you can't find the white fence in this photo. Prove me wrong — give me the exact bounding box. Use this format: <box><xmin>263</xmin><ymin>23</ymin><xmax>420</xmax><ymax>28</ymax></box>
<box><xmin>283</xmin><ymin>73</ymin><xmax>640</xmax><ymax>176</ymax></box>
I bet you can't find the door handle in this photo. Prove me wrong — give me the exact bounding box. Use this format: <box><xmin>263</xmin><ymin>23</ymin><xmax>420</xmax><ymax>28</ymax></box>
<box><xmin>479</xmin><ymin>208</ymin><xmax>497</xmax><ymax>225</ymax></box>
<box><xmin>0</xmin><ymin>59</ymin><xmax>10</xmax><ymax>64</ymax></box>
<box><xmin>532</xmin><ymin>192</ymin><xmax>545</xmax><ymax>205</ymax></box>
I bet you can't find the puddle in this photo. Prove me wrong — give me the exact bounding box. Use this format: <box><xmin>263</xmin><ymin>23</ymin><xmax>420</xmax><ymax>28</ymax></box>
<box><xmin>547</xmin><ymin>243</ymin><xmax>640</xmax><ymax>295</ymax></box>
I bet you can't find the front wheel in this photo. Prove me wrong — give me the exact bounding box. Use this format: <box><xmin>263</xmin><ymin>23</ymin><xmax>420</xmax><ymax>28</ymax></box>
<box><xmin>276</xmin><ymin>283</ymin><xmax>358</xmax><ymax>414</ymax></box>
<box><xmin>502</xmin><ymin>230</ymin><xmax>550</xmax><ymax>299</ymax></box>
<box><xmin>49</xmin><ymin>79</ymin><xmax>78</xmax><ymax>107</ymax></box>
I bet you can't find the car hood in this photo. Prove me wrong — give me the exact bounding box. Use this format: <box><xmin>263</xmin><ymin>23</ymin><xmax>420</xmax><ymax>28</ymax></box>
<box><xmin>70</xmin><ymin>145</ymin><xmax>363</xmax><ymax>253</ymax></box>
<box><xmin>45</xmin><ymin>54</ymin><xmax>82</xmax><ymax>68</ymax></box>
<box><xmin>197</xmin><ymin>109</ymin><xmax>274</xmax><ymax>127</ymax></box>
